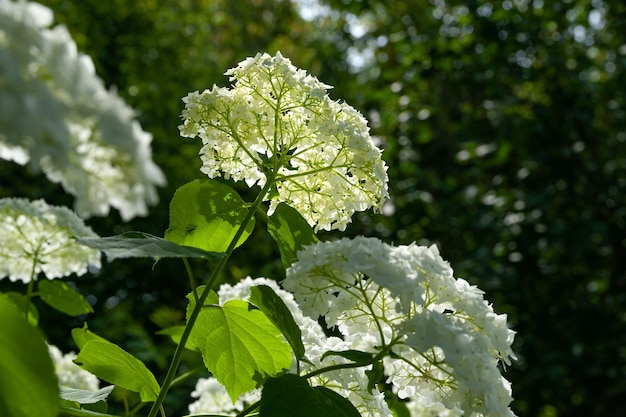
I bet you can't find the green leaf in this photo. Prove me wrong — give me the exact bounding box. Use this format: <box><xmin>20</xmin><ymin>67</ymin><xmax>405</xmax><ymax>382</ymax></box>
<box><xmin>71</xmin><ymin>324</ymin><xmax>108</xmax><ymax>350</ymax></box>
<box><xmin>321</xmin><ymin>349</ymin><xmax>375</xmax><ymax>364</ymax></box>
<box><xmin>2</xmin><ymin>291</ymin><xmax>39</xmax><ymax>326</ymax></box>
<box><xmin>185</xmin><ymin>286</ymin><xmax>220</xmax><ymax>351</ymax></box>
<box><xmin>365</xmin><ymin>360</ymin><xmax>384</xmax><ymax>392</ymax></box>
<box><xmin>194</xmin><ymin>300</ymin><xmax>292</xmax><ymax>400</ymax></box>
<box><xmin>165</xmin><ymin>179</ymin><xmax>254</xmax><ymax>252</ymax></box>
<box><xmin>78</xmin><ymin>231</ymin><xmax>224</xmax><ymax>261</ymax></box>
<box><xmin>260</xmin><ymin>374</ymin><xmax>361</xmax><ymax>417</ymax></box>
<box><xmin>59</xmin><ymin>407</ymin><xmax>122</xmax><ymax>417</ymax></box>
<box><xmin>267</xmin><ymin>203</ymin><xmax>317</xmax><ymax>269</ymax></box>
<box><xmin>0</xmin><ymin>296</ymin><xmax>59</xmax><ymax>417</ymax></box>
<box><xmin>386</xmin><ymin>395</ymin><xmax>411</xmax><ymax>417</ymax></box>
<box><xmin>59</xmin><ymin>386</ymin><xmax>115</xmax><ymax>404</ymax></box>
<box><xmin>249</xmin><ymin>285</ymin><xmax>305</xmax><ymax>360</ymax></box>
<box><xmin>75</xmin><ymin>340</ymin><xmax>160</xmax><ymax>402</ymax></box>
<box><xmin>38</xmin><ymin>280</ymin><xmax>93</xmax><ymax>316</ymax></box>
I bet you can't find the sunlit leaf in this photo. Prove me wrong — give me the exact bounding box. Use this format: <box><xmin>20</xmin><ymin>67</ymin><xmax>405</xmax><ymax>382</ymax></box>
<box><xmin>165</xmin><ymin>179</ymin><xmax>254</xmax><ymax>253</ymax></box>
<box><xmin>75</xmin><ymin>340</ymin><xmax>160</xmax><ymax>402</ymax></box>
<box><xmin>0</xmin><ymin>297</ymin><xmax>58</xmax><ymax>417</ymax></box>
<box><xmin>71</xmin><ymin>324</ymin><xmax>108</xmax><ymax>349</ymax></box>
<box><xmin>185</xmin><ymin>285</ymin><xmax>219</xmax><ymax>351</ymax></box>
<box><xmin>39</xmin><ymin>280</ymin><xmax>93</xmax><ymax>316</ymax></box>
<box><xmin>193</xmin><ymin>300</ymin><xmax>292</xmax><ymax>400</ymax></box>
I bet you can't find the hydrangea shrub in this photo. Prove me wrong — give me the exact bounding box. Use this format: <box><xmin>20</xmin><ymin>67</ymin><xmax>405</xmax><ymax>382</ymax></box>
<box><xmin>0</xmin><ymin>14</ymin><xmax>517</xmax><ymax>416</ymax></box>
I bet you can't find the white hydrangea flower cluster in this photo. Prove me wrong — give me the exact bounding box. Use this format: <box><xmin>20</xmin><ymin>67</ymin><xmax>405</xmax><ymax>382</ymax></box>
<box><xmin>188</xmin><ymin>376</ymin><xmax>260</xmax><ymax>416</ymax></box>
<box><xmin>179</xmin><ymin>52</ymin><xmax>388</xmax><ymax>231</ymax></box>
<box><xmin>48</xmin><ymin>344</ymin><xmax>100</xmax><ymax>391</ymax></box>
<box><xmin>282</xmin><ymin>237</ymin><xmax>517</xmax><ymax>417</ymax></box>
<box><xmin>0</xmin><ymin>0</ymin><xmax>165</xmax><ymax>220</ymax></box>
<box><xmin>0</xmin><ymin>198</ymin><xmax>101</xmax><ymax>283</ymax></box>
<box><xmin>194</xmin><ymin>277</ymin><xmax>392</xmax><ymax>417</ymax></box>
<box><xmin>405</xmin><ymin>397</ymin><xmax>462</xmax><ymax>417</ymax></box>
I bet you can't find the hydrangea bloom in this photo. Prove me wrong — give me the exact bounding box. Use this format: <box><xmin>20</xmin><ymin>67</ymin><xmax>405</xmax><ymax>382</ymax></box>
<box><xmin>0</xmin><ymin>198</ymin><xmax>101</xmax><ymax>282</ymax></box>
<box><xmin>214</xmin><ymin>277</ymin><xmax>392</xmax><ymax>417</ymax></box>
<box><xmin>48</xmin><ymin>344</ymin><xmax>99</xmax><ymax>391</ymax></box>
<box><xmin>188</xmin><ymin>376</ymin><xmax>260</xmax><ymax>415</ymax></box>
<box><xmin>0</xmin><ymin>0</ymin><xmax>165</xmax><ymax>220</ymax></box>
<box><xmin>282</xmin><ymin>237</ymin><xmax>517</xmax><ymax>417</ymax></box>
<box><xmin>179</xmin><ymin>52</ymin><xmax>388</xmax><ymax>231</ymax></box>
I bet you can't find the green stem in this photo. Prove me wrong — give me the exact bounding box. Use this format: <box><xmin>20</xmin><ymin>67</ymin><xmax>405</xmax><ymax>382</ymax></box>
<box><xmin>23</xmin><ymin>249</ymin><xmax>40</xmax><ymax>316</ymax></box>
<box><xmin>146</xmin><ymin>179</ymin><xmax>276</xmax><ymax>417</ymax></box>
<box><xmin>170</xmin><ymin>366</ymin><xmax>206</xmax><ymax>387</ymax></box>
<box><xmin>182</xmin><ymin>257</ymin><xmax>198</xmax><ymax>304</ymax></box>
<box><xmin>58</xmin><ymin>407</ymin><xmax>123</xmax><ymax>417</ymax></box>
<box><xmin>24</xmin><ymin>278</ymin><xmax>35</xmax><ymax>317</ymax></box>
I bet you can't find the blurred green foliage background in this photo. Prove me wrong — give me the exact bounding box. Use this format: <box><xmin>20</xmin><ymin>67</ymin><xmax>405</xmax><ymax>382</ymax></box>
<box><xmin>1</xmin><ymin>0</ymin><xmax>625</xmax><ymax>416</ymax></box>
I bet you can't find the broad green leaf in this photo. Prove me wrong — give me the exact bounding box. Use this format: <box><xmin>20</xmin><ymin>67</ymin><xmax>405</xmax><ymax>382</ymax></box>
<box><xmin>0</xmin><ymin>297</ymin><xmax>59</xmax><ymax>417</ymax></box>
<box><xmin>185</xmin><ymin>286</ymin><xmax>220</xmax><ymax>351</ymax></box>
<box><xmin>320</xmin><ymin>349</ymin><xmax>375</xmax><ymax>364</ymax></box>
<box><xmin>78</xmin><ymin>231</ymin><xmax>224</xmax><ymax>261</ymax></box>
<box><xmin>71</xmin><ymin>324</ymin><xmax>108</xmax><ymax>349</ymax></box>
<box><xmin>75</xmin><ymin>340</ymin><xmax>160</xmax><ymax>402</ymax></box>
<box><xmin>38</xmin><ymin>280</ymin><xmax>93</xmax><ymax>316</ymax></box>
<box><xmin>260</xmin><ymin>374</ymin><xmax>361</xmax><ymax>417</ymax></box>
<box><xmin>165</xmin><ymin>179</ymin><xmax>254</xmax><ymax>252</ymax></box>
<box><xmin>2</xmin><ymin>291</ymin><xmax>39</xmax><ymax>326</ymax></box>
<box><xmin>196</xmin><ymin>300</ymin><xmax>292</xmax><ymax>400</ymax></box>
<box><xmin>59</xmin><ymin>386</ymin><xmax>115</xmax><ymax>404</ymax></box>
<box><xmin>249</xmin><ymin>285</ymin><xmax>305</xmax><ymax>360</ymax></box>
<box><xmin>268</xmin><ymin>203</ymin><xmax>317</xmax><ymax>269</ymax></box>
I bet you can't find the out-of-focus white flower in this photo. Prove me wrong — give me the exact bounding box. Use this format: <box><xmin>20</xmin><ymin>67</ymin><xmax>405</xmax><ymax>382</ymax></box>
<box><xmin>48</xmin><ymin>344</ymin><xmax>99</xmax><ymax>391</ymax></box>
<box><xmin>179</xmin><ymin>52</ymin><xmax>388</xmax><ymax>231</ymax></box>
<box><xmin>283</xmin><ymin>237</ymin><xmax>517</xmax><ymax>417</ymax></box>
<box><xmin>0</xmin><ymin>198</ymin><xmax>100</xmax><ymax>283</ymax></box>
<box><xmin>404</xmin><ymin>396</ymin><xmax>462</xmax><ymax>417</ymax></box>
<box><xmin>188</xmin><ymin>376</ymin><xmax>260</xmax><ymax>415</ymax></box>
<box><xmin>0</xmin><ymin>0</ymin><xmax>165</xmax><ymax>221</ymax></box>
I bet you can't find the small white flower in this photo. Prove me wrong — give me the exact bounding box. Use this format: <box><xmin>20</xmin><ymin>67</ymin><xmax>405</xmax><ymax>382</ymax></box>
<box><xmin>0</xmin><ymin>198</ymin><xmax>101</xmax><ymax>283</ymax></box>
<box><xmin>48</xmin><ymin>344</ymin><xmax>99</xmax><ymax>391</ymax></box>
<box><xmin>179</xmin><ymin>52</ymin><xmax>388</xmax><ymax>231</ymax></box>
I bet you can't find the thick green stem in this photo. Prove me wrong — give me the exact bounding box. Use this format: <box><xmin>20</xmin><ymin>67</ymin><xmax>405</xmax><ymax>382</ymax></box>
<box><xmin>146</xmin><ymin>179</ymin><xmax>276</xmax><ymax>417</ymax></box>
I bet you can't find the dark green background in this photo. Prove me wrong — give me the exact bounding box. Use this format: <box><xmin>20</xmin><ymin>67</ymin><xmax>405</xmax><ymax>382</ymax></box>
<box><xmin>1</xmin><ymin>1</ymin><xmax>624</xmax><ymax>416</ymax></box>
